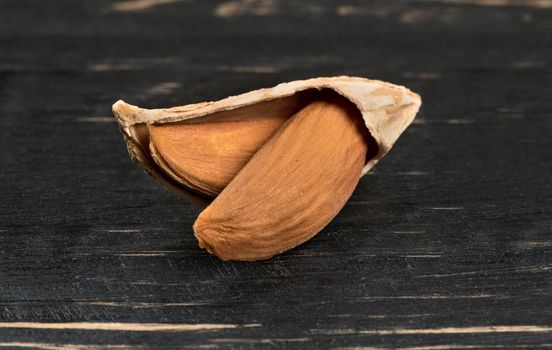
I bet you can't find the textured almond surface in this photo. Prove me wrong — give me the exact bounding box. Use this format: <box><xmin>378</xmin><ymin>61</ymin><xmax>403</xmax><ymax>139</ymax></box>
<box><xmin>148</xmin><ymin>97</ymin><xmax>300</xmax><ymax>197</ymax></box>
<box><xmin>193</xmin><ymin>98</ymin><xmax>369</xmax><ymax>261</ymax></box>
<box><xmin>112</xmin><ymin>77</ymin><xmax>421</xmax><ymax>204</ymax></box>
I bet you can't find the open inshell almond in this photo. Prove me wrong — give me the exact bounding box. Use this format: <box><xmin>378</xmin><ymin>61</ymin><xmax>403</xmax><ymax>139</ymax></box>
<box><xmin>112</xmin><ymin>76</ymin><xmax>421</xmax><ymax>260</ymax></box>
<box><xmin>194</xmin><ymin>96</ymin><xmax>370</xmax><ymax>260</ymax></box>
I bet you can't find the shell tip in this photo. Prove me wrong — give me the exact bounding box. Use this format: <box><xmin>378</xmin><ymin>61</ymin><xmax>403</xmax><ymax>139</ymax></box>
<box><xmin>112</xmin><ymin>100</ymin><xmax>132</xmax><ymax>118</ymax></box>
<box><xmin>112</xmin><ymin>99</ymin><xmax>145</xmax><ymax>128</ymax></box>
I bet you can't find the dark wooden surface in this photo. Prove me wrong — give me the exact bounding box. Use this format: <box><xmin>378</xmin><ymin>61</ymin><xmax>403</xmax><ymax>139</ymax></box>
<box><xmin>1</xmin><ymin>0</ymin><xmax>552</xmax><ymax>348</ymax></box>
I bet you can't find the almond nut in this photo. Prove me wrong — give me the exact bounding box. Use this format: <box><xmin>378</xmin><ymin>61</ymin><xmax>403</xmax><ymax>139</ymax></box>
<box><xmin>193</xmin><ymin>96</ymin><xmax>369</xmax><ymax>260</ymax></box>
<box><xmin>112</xmin><ymin>76</ymin><xmax>422</xmax><ymax>260</ymax></box>
<box><xmin>147</xmin><ymin>96</ymin><xmax>300</xmax><ymax>197</ymax></box>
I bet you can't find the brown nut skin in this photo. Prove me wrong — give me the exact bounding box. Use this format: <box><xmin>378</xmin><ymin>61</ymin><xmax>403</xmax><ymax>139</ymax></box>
<box><xmin>148</xmin><ymin>115</ymin><xmax>283</xmax><ymax>198</ymax></box>
<box><xmin>193</xmin><ymin>97</ymin><xmax>369</xmax><ymax>261</ymax></box>
<box><xmin>147</xmin><ymin>96</ymin><xmax>300</xmax><ymax>197</ymax></box>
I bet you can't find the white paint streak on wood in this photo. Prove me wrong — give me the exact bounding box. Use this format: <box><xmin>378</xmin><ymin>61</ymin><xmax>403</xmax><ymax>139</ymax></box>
<box><xmin>88</xmin><ymin>63</ymin><xmax>141</xmax><ymax>72</ymax></box>
<box><xmin>521</xmin><ymin>13</ymin><xmax>533</xmax><ymax>22</ymax></box>
<box><xmin>0</xmin><ymin>322</ymin><xmax>261</xmax><ymax>332</ymax></box>
<box><xmin>124</xmin><ymin>280</ymin><xmax>159</xmax><ymax>285</ymax></box>
<box><xmin>88</xmin><ymin>58</ymin><xmax>174</xmax><ymax>72</ymax></box>
<box><xmin>293</xmin><ymin>251</ymin><xmax>336</xmax><ymax>257</ymax></box>
<box><xmin>340</xmin><ymin>344</ymin><xmax>552</xmax><ymax>349</ymax></box>
<box><xmin>108</xmin><ymin>0</ymin><xmax>188</xmax><ymax>12</ymax></box>
<box><xmin>434</xmin><ymin>206</ymin><xmax>463</xmax><ymax>210</ymax></box>
<box><xmin>399</xmin><ymin>345</ymin><xmax>552</xmax><ymax>349</ymax></box>
<box><xmin>358</xmin><ymin>325</ymin><xmax>552</xmax><ymax>335</ymax></box>
<box><xmin>412</xmin><ymin>118</ymin><xmax>427</xmax><ymax>124</ymax></box>
<box><xmin>103</xmin><ymin>229</ymin><xmax>142</xmax><ymax>233</ymax></box>
<box><xmin>417</xmin><ymin>72</ymin><xmax>442</xmax><ymax>80</ymax></box>
<box><xmin>210</xmin><ymin>337</ymin><xmax>310</xmax><ymax>344</ymax></box>
<box><xmin>422</xmin><ymin>0</ymin><xmax>552</xmax><ymax>8</ymax></box>
<box><xmin>313</xmin><ymin>328</ymin><xmax>357</xmax><ymax>335</ymax></box>
<box><xmin>337</xmin><ymin>5</ymin><xmax>460</xmax><ymax>23</ymax></box>
<box><xmin>114</xmin><ymin>253</ymin><xmax>168</xmax><ymax>257</ymax></box>
<box><xmin>497</xmin><ymin>107</ymin><xmax>521</xmax><ymax>113</ymax></box>
<box><xmin>0</xmin><ymin>342</ymin><xmax>137</xmax><ymax>350</ymax></box>
<box><xmin>401</xmin><ymin>254</ymin><xmax>442</xmax><ymax>258</ymax></box>
<box><xmin>138</xmin><ymin>250</ymin><xmax>182</xmax><ymax>253</ymax></box>
<box><xmin>336</xmin><ymin>4</ymin><xmax>358</xmax><ymax>16</ymax></box>
<box><xmin>420</xmin><ymin>265</ymin><xmax>552</xmax><ymax>278</ymax></box>
<box><xmin>330</xmin><ymin>313</ymin><xmax>433</xmax><ymax>319</ymax></box>
<box><xmin>318</xmin><ymin>326</ymin><xmax>552</xmax><ymax>339</ymax></box>
<box><xmin>215</xmin><ymin>0</ymin><xmax>277</xmax><ymax>17</ymax></box>
<box><xmin>220</xmin><ymin>65</ymin><xmax>279</xmax><ymax>73</ymax></box>
<box><xmin>510</xmin><ymin>61</ymin><xmax>546</xmax><ymax>69</ymax></box>
<box><xmin>446</xmin><ymin>118</ymin><xmax>475</xmax><ymax>124</ymax></box>
<box><xmin>365</xmin><ymin>314</ymin><xmax>433</xmax><ymax>319</ymax></box>
<box><xmin>77</xmin><ymin>117</ymin><xmax>115</xmax><ymax>123</ymax></box>
<box><xmin>77</xmin><ymin>301</ymin><xmax>207</xmax><ymax>308</ymax></box>
<box><xmin>115</xmin><ymin>250</ymin><xmax>183</xmax><ymax>257</ymax></box>
<box><xmin>398</xmin><ymin>171</ymin><xmax>430</xmax><ymax>175</ymax></box>
<box><xmin>146</xmin><ymin>82</ymin><xmax>181</xmax><ymax>96</ymax></box>
<box><xmin>392</xmin><ymin>231</ymin><xmax>426</xmax><ymax>234</ymax></box>
<box><xmin>402</xmin><ymin>7</ymin><xmax>465</xmax><ymax>23</ymax></box>
<box><xmin>85</xmin><ymin>277</ymin><xmax>161</xmax><ymax>285</ymax></box>
<box><xmin>403</xmin><ymin>72</ymin><xmax>442</xmax><ymax>80</ymax></box>
<box><xmin>513</xmin><ymin>241</ymin><xmax>552</xmax><ymax>249</ymax></box>
<box><xmin>360</xmin><ymin>294</ymin><xmax>496</xmax><ymax>300</ymax></box>
<box><xmin>336</xmin><ymin>4</ymin><xmax>395</xmax><ymax>17</ymax></box>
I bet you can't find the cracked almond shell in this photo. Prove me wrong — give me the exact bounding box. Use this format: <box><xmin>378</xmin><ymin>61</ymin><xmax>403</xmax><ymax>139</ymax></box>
<box><xmin>112</xmin><ymin>76</ymin><xmax>422</xmax><ymax>205</ymax></box>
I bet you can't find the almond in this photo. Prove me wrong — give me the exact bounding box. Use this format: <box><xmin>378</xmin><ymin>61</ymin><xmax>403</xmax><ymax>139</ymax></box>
<box><xmin>112</xmin><ymin>76</ymin><xmax>422</xmax><ymax>260</ymax></box>
<box><xmin>148</xmin><ymin>96</ymin><xmax>300</xmax><ymax>197</ymax></box>
<box><xmin>193</xmin><ymin>97</ymin><xmax>369</xmax><ymax>260</ymax></box>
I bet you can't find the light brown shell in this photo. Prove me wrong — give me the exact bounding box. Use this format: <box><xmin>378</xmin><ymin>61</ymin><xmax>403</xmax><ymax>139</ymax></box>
<box><xmin>112</xmin><ymin>76</ymin><xmax>422</xmax><ymax>204</ymax></box>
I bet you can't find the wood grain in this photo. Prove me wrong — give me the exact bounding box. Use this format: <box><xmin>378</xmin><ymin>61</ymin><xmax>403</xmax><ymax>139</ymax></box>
<box><xmin>0</xmin><ymin>0</ymin><xmax>551</xmax><ymax>348</ymax></box>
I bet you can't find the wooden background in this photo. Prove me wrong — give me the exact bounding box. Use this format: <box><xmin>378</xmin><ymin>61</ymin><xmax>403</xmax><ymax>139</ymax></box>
<box><xmin>1</xmin><ymin>0</ymin><xmax>552</xmax><ymax>348</ymax></box>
